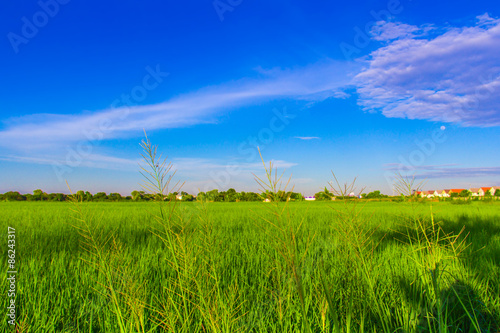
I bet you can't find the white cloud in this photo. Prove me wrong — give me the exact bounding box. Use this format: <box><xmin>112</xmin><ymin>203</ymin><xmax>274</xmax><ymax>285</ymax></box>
<box><xmin>384</xmin><ymin>163</ymin><xmax>500</xmax><ymax>179</ymax></box>
<box><xmin>355</xmin><ymin>14</ymin><xmax>500</xmax><ymax>127</ymax></box>
<box><xmin>294</xmin><ymin>136</ymin><xmax>320</xmax><ymax>140</ymax></box>
<box><xmin>370</xmin><ymin>21</ymin><xmax>426</xmax><ymax>41</ymax></box>
<box><xmin>0</xmin><ymin>153</ymin><xmax>141</xmax><ymax>171</ymax></box>
<box><xmin>0</xmin><ymin>60</ymin><xmax>358</xmax><ymax>151</ymax></box>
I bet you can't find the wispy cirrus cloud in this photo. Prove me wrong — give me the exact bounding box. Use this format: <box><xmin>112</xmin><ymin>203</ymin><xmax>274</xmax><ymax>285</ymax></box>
<box><xmin>355</xmin><ymin>13</ymin><xmax>500</xmax><ymax>127</ymax></box>
<box><xmin>0</xmin><ymin>153</ymin><xmax>141</xmax><ymax>171</ymax></box>
<box><xmin>0</xmin><ymin>60</ymin><xmax>357</xmax><ymax>151</ymax></box>
<box><xmin>384</xmin><ymin>163</ymin><xmax>460</xmax><ymax>171</ymax></box>
<box><xmin>294</xmin><ymin>136</ymin><xmax>320</xmax><ymax>140</ymax></box>
<box><xmin>385</xmin><ymin>163</ymin><xmax>500</xmax><ymax>179</ymax></box>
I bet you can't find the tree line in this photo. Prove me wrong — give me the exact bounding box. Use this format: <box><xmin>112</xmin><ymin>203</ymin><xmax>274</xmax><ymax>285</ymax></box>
<box><xmin>0</xmin><ymin>188</ymin><xmax>396</xmax><ymax>202</ymax></box>
<box><xmin>0</xmin><ymin>188</ymin><xmax>304</xmax><ymax>202</ymax></box>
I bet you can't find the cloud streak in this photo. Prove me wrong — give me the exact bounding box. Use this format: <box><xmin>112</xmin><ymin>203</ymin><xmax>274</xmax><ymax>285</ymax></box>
<box><xmin>0</xmin><ymin>153</ymin><xmax>297</xmax><ymax>178</ymax></box>
<box><xmin>355</xmin><ymin>14</ymin><xmax>500</xmax><ymax>127</ymax></box>
<box><xmin>0</xmin><ymin>60</ymin><xmax>357</xmax><ymax>151</ymax></box>
<box><xmin>385</xmin><ymin>163</ymin><xmax>500</xmax><ymax>179</ymax></box>
<box><xmin>294</xmin><ymin>136</ymin><xmax>320</xmax><ymax>140</ymax></box>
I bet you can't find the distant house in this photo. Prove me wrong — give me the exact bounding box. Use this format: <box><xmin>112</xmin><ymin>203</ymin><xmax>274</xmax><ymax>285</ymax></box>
<box><xmin>440</xmin><ymin>190</ymin><xmax>450</xmax><ymax>198</ymax></box>
<box><xmin>176</xmin><ymin>195</ymin><xmax>183</xmax><ymax>200</ymax></box>
<box><xmin>417</xmin><ymin>191</ymin><xmax>429</xmax><ymax>198</ymax></box>
<box><xmin>263</xmin><ymin>198</ymin><xmax>271</xmax><ymax>203</ymax></box>
<box><xmin>304</xmin><ymin>196</ymin><xmax>316</xmax><ymax>201</ymax></box>
<box><xmin>469</xmin><ymin>188</ymin><xmax>480</xmax><ymax>196</ymax></box>
<box><xmin>479</xmin><ymin>187</ymin><xmax>495</xmax><ymax>196</ymax></box>
<box><xmin>433</xmin><ymin>190</ymin><xmax>446</xmax><ymax>197</ymax></box>
<box><xmin>417</xmin><ymin>187</ymin><xmax>497</xmax><ymax>198</ymax></box>
<box><xmin>432</xmin><ymin>190</ymin><xmax>443</xmax><ymax>197</ymax></box>
<box><xmin>426</xmin><ymin>190</ymin><xmax>436</xmax><ymax>198</ymax></box>
<box><xmin>417</xmin><ymin>190</ymin><xmax>449</xmax><ymax>198</ymax></box>
<box><xmin>448</xmin><ymin>189</ymin><xmax>465</xmax><ymax>196</ymax></box>
<box><xmin>468</xmin><ymin>187</ymin><xmax>495</xmax><ymax>196</ymax></box>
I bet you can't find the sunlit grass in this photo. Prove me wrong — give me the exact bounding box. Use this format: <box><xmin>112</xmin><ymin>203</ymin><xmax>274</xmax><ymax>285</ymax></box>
<box><xmin>1</xmin><ymin>199</ymin><xmax>499</xmax><ymax>332</ymax></box>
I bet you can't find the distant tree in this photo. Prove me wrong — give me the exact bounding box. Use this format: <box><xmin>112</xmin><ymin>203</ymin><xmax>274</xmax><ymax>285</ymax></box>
<box><xmin>196</xmin><ymin>192</ymin><xmax>206</xmax><ymax>201</ymax></box>
<box><xmin>206</xmin><ymin>189</ymin><xmax>219</xmax><ymax>202</ymax></box>
<box><xmin>365</xmin><ymin>190</ymin><xmax>386</xmax><ymax>199</ymax></box>
<box><xmin>260</xmin><ymin>190</ymin><xmax>273</xmax><ymax>201</ymax></box>
<box><xmin>94</xmin><ymin>192</ymin><xmax>108</xmax><ymax>201</ymax></box>
<box><xmin>155</xmin><ymin>193</ymin><xmax>165</xmax><ymax>201</ymax></box>
<box><xmin>276</xmin><ymin>190</ymin><xmax>288</xmax><ymax>202</ymax></box>
<box><xmin>450</xmin><ymin>192</ymin><xmax>459</xmax><ymax>198</ymax></box>
<box><xmin>226</xmin><ymin>188</ymin><xmax>237</xmax><ymax>202</ymax></box>
<box><xmin>3</xmin><ymin>191</ymin><xmax>25</xmax><ymax>201</ymax></box>
<box><xmin>166</xmin><ymin>192</ymin><xmax>178</xmax><ymax>201</ymax></box>
<box><xmin>143</xmin><ymin>193</ymin><xmax>155</xmax><ymax>201</ymax></box>
<box><xmin>76</xmin><ymin>190</ymin><xmax>85</xmax><ymax>201</ymax></box>
<box><xmin>243</xmin><ymin>192</ymin><xmax>260</xmax><ymax>201</ymax></box>
<box><xmin>84</xmin><ymin>191</ymin><xmax>93</xmax><ymax>201</ymax></box>
<box><xmin>109</xmin><ymin>193</ymin><xmax>122</xmax><ymax>201</ymax></box>
<box><xmin>459</xmin><ymin>190</ymin><xmax>471</xmax><ymax>198</ymax></box>
<box><xmin>131</xmin><ymin>190</ymin><xmax>144</xmax><ymax>201</ymax></box>
<box><xmin>315</xmin><ymin>187</ymin><xmax>333</xmax><ymax>201</ymax></box>
<box><xmin>181</xmin><ymin>194</ymin><xmax>194</xmax><ymax>201</ymax></box>
<box><xmin>289</xmin><ymin>192</ymin><xmax>304</xmax><ymax>201</ymax></box>
<box><xmin>495</xmin><ymin>190</ymin><xmax>500</xmax><ymax>197</ymax></box>
<box><xmin>217</xmin><ymin>191</ymin><xmax>226</xmax><ymax>202</ymax></box>
<box><xmin>55</xmin><ymin>193</ymin><xmax>66</xmax><ymax>201</ymax></box>
<box><xmin>32</xmin><ymin>189</ymin><xmax>44</xmax><ymax>201</ymax></box>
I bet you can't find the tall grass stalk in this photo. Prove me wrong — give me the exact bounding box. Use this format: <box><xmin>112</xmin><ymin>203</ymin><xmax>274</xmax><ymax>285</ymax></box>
<box><xmin>327</xmin><ymin>173</ymin><xmax>391</xmax><ymax>332</ymax></box>
<box><xmin>66</xmin><ymin>185</ymin><xmax>127</xmax><ymax>333</ymax></box>
<box><xmin>138</xmin><ymin>132</ymin><xmax>198</xmax><ymax>331</ymax></box>
<box><xmin>253</xmin><ymin>148</ymin><xmax>314</xmax><ymax>333</ymax></box>
<box><xmin>194</xmin><ymin>197</ymin><xmax>244</xmax><ymax>332</ymax></box>
<box><xmin>393</xmin><ymin>174</ymin><xmax>474</xmax><ymax>332</ymax></box>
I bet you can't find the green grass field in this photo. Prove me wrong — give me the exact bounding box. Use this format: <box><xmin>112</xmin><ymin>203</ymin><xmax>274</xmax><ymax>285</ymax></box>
<box><xmin>1</xmin><ymin>200</ymin><xmax>499</xmax><ymax>332</ymax></box>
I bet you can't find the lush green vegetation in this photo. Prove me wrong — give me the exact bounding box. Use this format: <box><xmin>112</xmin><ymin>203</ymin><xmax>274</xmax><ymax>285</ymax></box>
<box><xmin>1</xmin><ymin>198</ymin><xmax>499</xmax><ymax>332</ymax></box>
<box><xmin>0</xmin><ymin>189</ymin><xmax>305</xmax><ymax>203</ymax></box>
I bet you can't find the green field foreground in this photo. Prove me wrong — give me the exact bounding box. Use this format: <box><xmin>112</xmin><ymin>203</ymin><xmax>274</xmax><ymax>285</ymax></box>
<box><xmin>1</xmin><ymin>200</ymin><xmax>499</xmax><ymax>332</ymax></box>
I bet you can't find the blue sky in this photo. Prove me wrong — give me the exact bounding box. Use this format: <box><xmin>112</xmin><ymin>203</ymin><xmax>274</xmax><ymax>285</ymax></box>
<box><xmin>1</xmin><ymin>0</ymin><xmax>500</xmax><ymax>196</ymax></box>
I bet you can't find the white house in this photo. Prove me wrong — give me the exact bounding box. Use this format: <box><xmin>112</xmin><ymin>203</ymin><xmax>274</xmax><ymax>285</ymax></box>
<box><xmin>440</xmin><ymin>190</ymin><xmax>450</xmax><ymax>198</ymax></box>
<box><xmin>469</xmin><ymin>188</ymin><xmax>480</xmax><ymax>196</ymax></box>
<box><xmin>469</xmin><ymin>187</ymin><xmax>496</xmax><ymax>196</ymax></box>
<box><xmin>479</xmin><ymin>187</ymin><xmax>495</xmax><ymax>196</ymax></box>
<box><xmin>305</xmin><ymin>196</ymin><xmax>316</xmax><ymax>201</ymax></box>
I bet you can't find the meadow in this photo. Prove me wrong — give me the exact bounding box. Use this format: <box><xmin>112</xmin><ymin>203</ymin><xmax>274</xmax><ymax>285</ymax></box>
<box><xmin>1</xmin><ymin>199</ymin><xmax>499</xmax><ymax>332</ymax></box>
